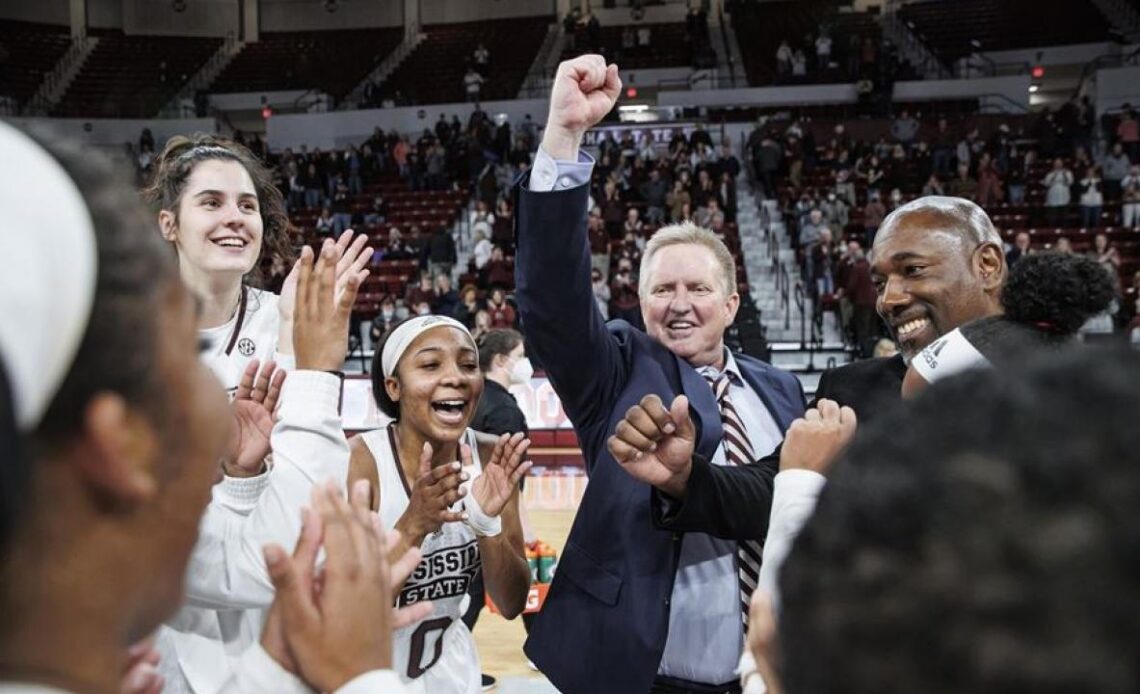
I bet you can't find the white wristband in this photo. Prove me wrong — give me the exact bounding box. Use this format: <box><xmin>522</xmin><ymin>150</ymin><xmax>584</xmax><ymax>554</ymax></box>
<box><xmin>462</xmin><ymin>480</ymin><xmax>502</xmax><ymax>537</ymax></box>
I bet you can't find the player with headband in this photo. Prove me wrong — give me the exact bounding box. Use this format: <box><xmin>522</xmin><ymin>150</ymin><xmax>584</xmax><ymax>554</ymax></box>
<box><xmin>347</xmin><ymin>315</ymin><xmax>533</xmax><ymax>693</ymax></box>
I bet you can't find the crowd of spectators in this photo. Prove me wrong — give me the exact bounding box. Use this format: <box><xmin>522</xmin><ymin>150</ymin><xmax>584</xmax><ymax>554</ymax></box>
<box><xmin>747</xmin><ymin>95</ymin><xmax>1139</xmax><ymax>351</ymax></box>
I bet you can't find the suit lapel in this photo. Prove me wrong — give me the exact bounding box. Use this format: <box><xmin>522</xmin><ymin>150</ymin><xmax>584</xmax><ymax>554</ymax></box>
<box><xmin>677</xmin><ymin>357</ymin><xmax>724</xmax><ymax>460</ymax></box>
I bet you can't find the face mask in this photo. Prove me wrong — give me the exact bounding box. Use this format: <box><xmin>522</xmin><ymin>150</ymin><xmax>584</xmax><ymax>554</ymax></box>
<box><xmin>509</xmin><ymin>356</ymin><xmax>534</xmax><ymax>385</ymax></box>
<box><xmin>828</xmin><ymin>193</ymin><xmax>836</xmax><ymax>201</ymax></box>
<box><xmin>382</xmin><ymin>308</ymin><xmax>394</xmax><ymax>319</ymax></box>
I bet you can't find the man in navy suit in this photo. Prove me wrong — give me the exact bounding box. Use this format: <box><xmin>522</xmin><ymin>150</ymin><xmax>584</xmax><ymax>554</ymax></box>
<box><xmin>515</xmin><ymin>56</ymin><xmax>806</xmax><ymax>694</ymax></box>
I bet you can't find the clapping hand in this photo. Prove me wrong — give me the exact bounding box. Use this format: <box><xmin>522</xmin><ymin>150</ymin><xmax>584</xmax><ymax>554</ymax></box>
<box><xmin>399</xmin><ymin>442</ymin><xmax>469</xmax><ymax>541</ymax></box>
<box><xmin>261</xmin><ymin>481</ymin><xmax>432</xmax><ymax>692</ymax></box>
<box><xmin>607</xmin><ymin>394</ymin><xmax>696</xmax><ymax>499</ymax></box>
<box><xmin>779</xmin><ymin>399</ymin><xmax>856</xmax><ymax>476</ymax></box>
<box><xmin>278</xmin><ymin>230</ymin><xmax>371</xmax><ymax>355</ymax></box>
<box><xmin>224</xmin><ymin>359</ymin><xmax>285</xmax><ymax>477</ymax></box>
<box><xmin>292</xmin><ymin>239</ymin><xmax>363</xmax><ymax>372</ymax></box>
<box><xmin>468</xmin><ymin>433</ymin><xmax>532</xmax><ymax>517</ymax></box>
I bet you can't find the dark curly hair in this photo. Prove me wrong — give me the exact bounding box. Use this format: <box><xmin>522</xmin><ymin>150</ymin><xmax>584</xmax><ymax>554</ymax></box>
<box><xmin>779</xmin><ymin>347</ymin><xmax>1140</xmax><ymax>694</ymax></box>
<box><xmin>141</xmin><ymin>133</ymin><xmax>296</xmax><ymax>288</ymax></box>
<box><xmin>953</xmin><ymin>253</ymin><xmax>1117</xmax><ymax>364</ymax></box>
<box><xmin>1002</xmin><ymin>252</ymin><xmax>1117</xmax><ymax>336</ymax></box>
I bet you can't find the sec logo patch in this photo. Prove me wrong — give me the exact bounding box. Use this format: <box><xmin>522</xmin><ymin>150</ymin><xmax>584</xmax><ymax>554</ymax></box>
<box><xmin>237</xmin><ymin>338</ymin><xmax>256</xmax><ymax>357</ymax></box>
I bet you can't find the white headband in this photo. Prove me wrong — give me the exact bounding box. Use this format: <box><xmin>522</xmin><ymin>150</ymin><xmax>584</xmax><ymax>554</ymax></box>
<box><xmin>0</xmin><ymin>122</ymin><xmax>98</xmax><ymax>430</ymax></box>
<box><xmin>381</xmin><ymin>315</ymin><xmax>476</xmax><ymax>378</ymax></box>
<box><xmin>911</xmin><ymin>327</ymin><xmax>991</xmax><ymax>385</ymax></box>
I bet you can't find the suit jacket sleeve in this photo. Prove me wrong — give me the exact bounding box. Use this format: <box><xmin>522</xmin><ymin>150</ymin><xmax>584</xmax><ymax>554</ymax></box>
<box><xmin>808</xmin><ymin>366</ymin><xmax>833</xmax><ymax>410</ymax></box>
<box><xmin>514</xmin><ymin>177</ymin><xmax>625</xmax><ymax>467</ymax></box>
<box><xmin>650</xmin><ymin>452</ymin><xmax>779</xmax><ymax>541</ymax></box>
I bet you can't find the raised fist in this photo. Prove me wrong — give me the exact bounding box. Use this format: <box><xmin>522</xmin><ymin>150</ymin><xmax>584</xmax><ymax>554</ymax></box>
<box><xmin>542</xmin><ymin>55</ymin><xmax>622</xmax><ymax>160</ymax></box>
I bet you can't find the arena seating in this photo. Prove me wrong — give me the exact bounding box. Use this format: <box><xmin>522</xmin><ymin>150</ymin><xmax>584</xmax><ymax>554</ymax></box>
<box><xmin>0</xmin><ymin>20</ymin><xmax>72</xmax><ymax>107</ymax></box>
<box><xmin>561</xmin><ymin>22</ymin><xmax>697</xmax><ymax>69</ymax></box>
<box><xmin>288</xmin><ymin>172</ymin><xmax>469</xmax><ymax>319</ymax></box>
<box><xmin>52</xmin><ymin>31</ymin><xmax>220</xmax><ymax>118</ymax></box>
<box><xmin>210</xmin><ymin>27</ymin><xmax>402</xmax><ymax>100</ymax></box>
<box><xmin>899</xmin><ymin>0</ymin><xmax>1110</xmax><ymax>65</ymax></box>
<box><xmin>377</xmin><ymin>16</ymin><xmax>551</xmax><ymax>105</ymax></box>
<box><xmin>730</xmin><ymin>0</ymin><xmax>880</xmax><ymax>86</ymax></box>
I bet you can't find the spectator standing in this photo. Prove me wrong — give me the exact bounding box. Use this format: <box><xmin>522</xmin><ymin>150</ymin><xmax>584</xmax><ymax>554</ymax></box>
<box><xmin>931</xmin><ymin>118</ymin><xmax>955</xmax><ymax>175</ymax></box>
<box><xmin>1078</xmin><ymin>166</ymin><xmax>1104</xmax><ymax>229</ymax></box>
<box><xmin>464</xmin><ymin>68</ymin><xmax>484</xmax><ymax>103</ymax></box>
<box><xmin>1121</xmin><ymin>164</ymin><xmax>1140</xmax><ymax>229</ymax></box>
<box><xmin>776</xmin><ymin>40</ymin><xmax>793</xmax><ymax>79</ymax></box>
<box><xmin>330</xmin><ymin>182</ymin><xmax>352</xmax><ymax>234</ymax></box>
<box><xmin>473</xmin><ymin>42</ymin><xmax>490</xmax><ymax>74</ymax></box>
<box><xmin>600</xmin><ymin>179</ymin><xmax>624</xmax><ymax>238</ymax></box>
<box><xmin>424</xmin><ymin>224</ymin><xmax>458</xmax><ymax>278</ymax></box>
<box><xmin>815</xmin><ymin>33</ymin><xmax>833</xmax><ymax>72</ymax></box>
<box><xmin>791</xmin><ymin>49</ymin><xmax>807</xmax><ymax>79</ymax></box>
<box><xmin>890</xmin><ymin>110</ymin><xmax>919</xmax><ymax>147</ymax></box>
<box><xmin>800</xmin><ymin>208</ymin><xmax>827</xmax><ymax>249</ymax></box>
<box><xmin>1102</xmin><ymin>142</ymin><xmax>1130</xmax><ymax>200</ymax></box>
<box><xmin>666</xmin><ymin>179</ymin><xmax>691</xmax><ymax>223</ymax></box>
<box><xmin>975</xmin><ymin>153</ymin><xmax>1003</xmax><ymax>207</ymax></box>
<box><xmin>845</xmin><ymin>242</ymin><xmax>878</xmax><ymax>352</ymax></box>
<box><xmin>1043</xmin><ymin>158</ymin><xmax>1074</xmax><ymax>227</ymax></box>
<box><xmin>640</xmin><ymin>169</ymin><xmax>668</xmax><ymax>225</ymax></box>
<box><xmin>820</xmin><ymin>191</ymin><xmax>848</xmax><ymax>229</ymax></box>
<box><xmin>472</xmin><ymin>230</ymin><xmax>493</xmax><ymax>270</ymax></box>
<box><xmin>1117</xmin><ymin>108</ymin><xmax>1139</xmax><ymax>161</ymax></box>
<box><xmin>863</xmin><ymin>192</ymin><xmax>886</xmax><ymax>247</ymax></box>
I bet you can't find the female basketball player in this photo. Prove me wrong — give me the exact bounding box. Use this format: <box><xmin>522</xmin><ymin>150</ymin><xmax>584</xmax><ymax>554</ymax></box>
<box><xmin>143</xmin><ymin>134</ymin><xmax>372</xmax><ymax>405</ymax></box>
<box><xmin>349</xmin><ymin>315</ymin><xmax>533</xmax><ymax>693</ymax></box>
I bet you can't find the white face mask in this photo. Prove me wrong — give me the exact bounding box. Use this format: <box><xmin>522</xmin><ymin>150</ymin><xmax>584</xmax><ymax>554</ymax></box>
<box><xmin>509</xmin><ymin>356</ymin><xmax>534</xmax><ymax>385</ymax></box>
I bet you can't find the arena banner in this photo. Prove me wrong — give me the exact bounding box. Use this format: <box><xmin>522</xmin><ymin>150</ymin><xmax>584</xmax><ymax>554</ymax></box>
<box><xmin>580</xmin><ymin>121</ymin><xmax>711</xmax><ymax>148</ymax></box>
<box><xmin>341</xmin><ymin>375</ymin><xmax>573</xmax><ymax>431</ymax></box>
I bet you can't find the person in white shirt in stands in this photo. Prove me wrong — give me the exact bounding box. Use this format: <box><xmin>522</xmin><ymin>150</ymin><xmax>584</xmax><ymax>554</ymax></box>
<box><xmin>0</xmin><ymin>123</ymin><xmax>412</xmax><ymax>694</ymax></box>
<box><xmin>144</xmin><ymin>134</ymin><xmax>374</xmax><ymax>692</ymax></box>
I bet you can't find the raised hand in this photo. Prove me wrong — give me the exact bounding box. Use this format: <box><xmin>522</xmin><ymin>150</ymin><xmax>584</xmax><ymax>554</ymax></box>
<box><xmin>224</xmin><ymin>359</ymin><xmax>285</xmax><ymax>477</ymax></box>
<box><xmin>292</xmin><ymin>239</ymin><xmax>363</xmax><ymax>372</ymax></box>
<box><xmin>469</xmin><ymin>433</ymin><xmax>532</xmax><ymax>517</ymax></box>
<box><xmin>779</xmin><ymin>399</ymin><xmax>856</xmax><ymax>476</ymax></box>
<box><xmin>278</xmin><ymin>230</ymin><xmax>371</xmax><ymax>355</ymax></box>
<box><xmin>398</xmin><ymin>442</ymin><xmax>469</xmax><ymax>541</ymax></box>
<box><xmin>262</xmin><ymin>481</ymin><xmax>428</xmax><ymax>692</ymax></box>
<box><xmin>607</xmin><ymin>394</ymin><xmax>696</xmax><ymax>498</ymax></box>
<box><xmin>543</xmin><ymin>55</ymin><xmax>622</xmax><ymax>160</ymax></box>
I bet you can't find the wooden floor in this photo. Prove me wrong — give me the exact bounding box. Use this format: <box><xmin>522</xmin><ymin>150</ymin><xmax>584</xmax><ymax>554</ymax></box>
<box><xmin>473</xmin><ymin>508</ymin><xmax>577</xmax><ymax>682</ymax></box>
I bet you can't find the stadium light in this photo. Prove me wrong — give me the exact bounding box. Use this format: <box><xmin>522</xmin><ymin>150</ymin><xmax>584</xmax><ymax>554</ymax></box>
<box><xmin>1029</xmin><ymin>85</ymin><xmax>1039</xmax><ymax>93</ymax></box>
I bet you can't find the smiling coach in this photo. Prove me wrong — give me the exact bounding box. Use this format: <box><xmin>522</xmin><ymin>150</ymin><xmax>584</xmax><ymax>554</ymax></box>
<box><xmin>813</xmin><ymin>196</ymin><xmax>1007</xmax><ymax>420</ymax></box>
<box><xmin>513</xmin><ymin>56</ymin><xmax>804</xmax><ymax>694</ymax></box>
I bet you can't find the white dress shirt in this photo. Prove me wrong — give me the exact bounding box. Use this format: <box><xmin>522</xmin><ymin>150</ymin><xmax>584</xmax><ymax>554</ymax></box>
<box><xmin>658</xmin><ymin>351</ymin><xmax>784</xmax><ymax>685</ymax></box>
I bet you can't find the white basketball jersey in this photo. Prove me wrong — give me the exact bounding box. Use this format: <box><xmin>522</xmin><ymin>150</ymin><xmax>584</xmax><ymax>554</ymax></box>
<box><xmin>362</xmin><ymin>425</ymin><xmax>484</xmax><ymax>694</ymax></box>
<box><xmin>199</xmin><ymin>287</ymin><xmax>282</xmax><ymax>395</ymax></box>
